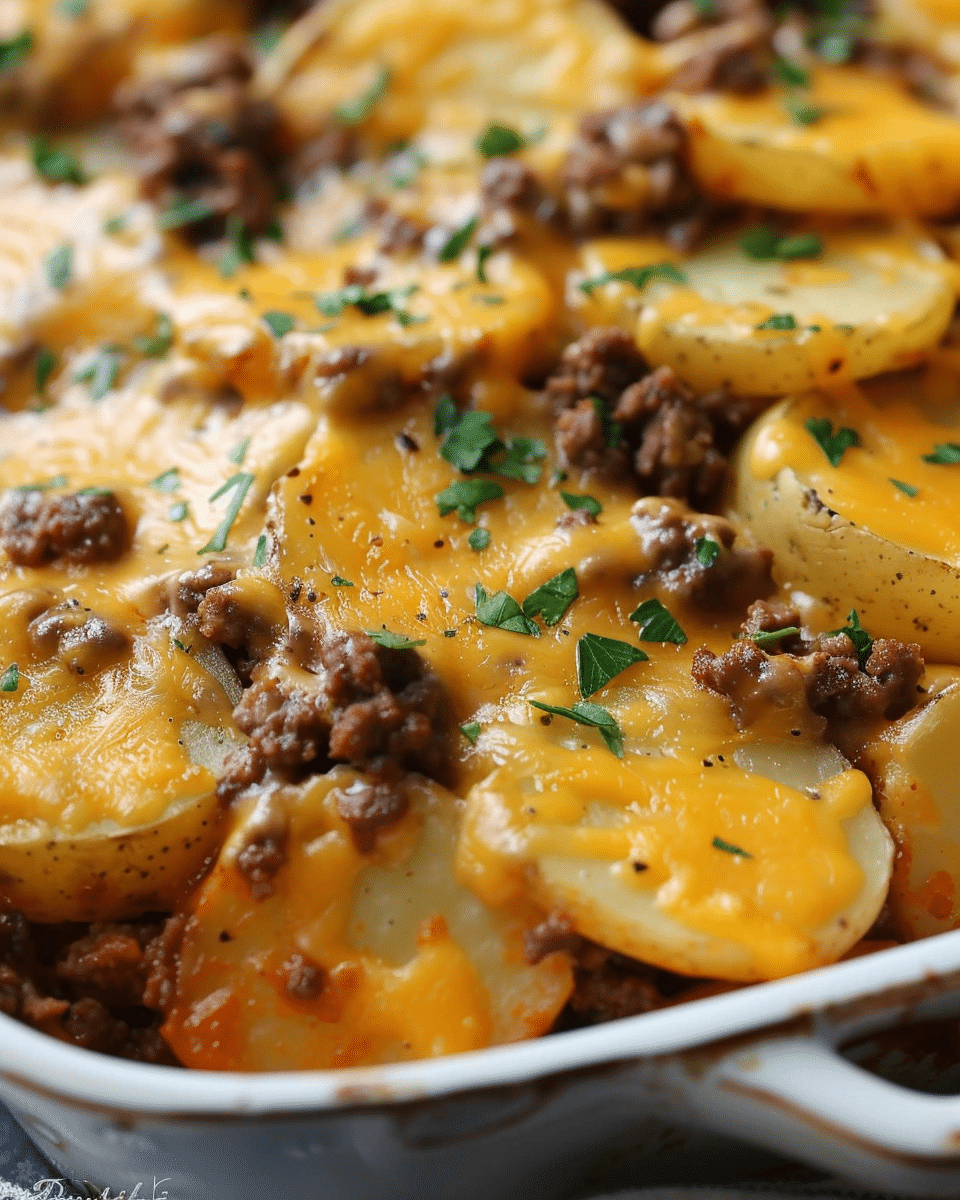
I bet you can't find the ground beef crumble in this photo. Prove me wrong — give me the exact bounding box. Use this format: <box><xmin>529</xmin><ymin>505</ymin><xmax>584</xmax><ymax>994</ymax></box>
<box><xmin>0</xmin><ymin>489</ymin><xmax>129</xmax><ymax>568</ymax></box>
<box><xmin>28</xmin><ymin>599</ymin><xmax>129</xmax><ymax>675</ymax></box>
<box><xmin>548</xmin><ymin>332</ymin><xmax>756</xmax><ymax>506</ymax></box>
<box><xmin>693</xmin><ymin>599</ymin><xmax>925</xmax><ymax>729</ymax></box>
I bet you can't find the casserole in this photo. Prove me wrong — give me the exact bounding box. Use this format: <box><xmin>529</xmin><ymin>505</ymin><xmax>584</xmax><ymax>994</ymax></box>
<box><xmin>4</xmin><ymin>0</ymin><xmax>960</xmax><ymax>1192</ymax></box>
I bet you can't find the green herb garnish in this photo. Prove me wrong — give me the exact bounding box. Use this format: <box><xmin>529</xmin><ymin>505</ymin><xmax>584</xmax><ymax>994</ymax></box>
<box><xmin>577</xmin><ymin>633</ymin><xmax>648</xmax><ymax>698</ymax></box>
<box><xmin>262</xmin><ymin>310</ymin><xmax>295</xmax><ymax>338</ymax></box>
<box><xmin>829</xmin><ymin>608</ymin><xmax>873</xmax><ymax>668</ymax></box>
<box><xmin>476</xmin><ymin>124</ymin><xmax>526</xmax><ymax>158</ymax></box>
<box><xmin>741</xmin><ymin>228</ymin><xmax>822</xmax><ymax>260</ymax></box>
<box><xmin>459</xmin><ymin>720</ymin><xmax>481</xmax><ymax>744</ymax></box>
<box><xmin>468</xmin><ymin>527</ymin><xmax>490</xmax><ymax>551</ymax></box>
<box><xmin>157</xmin><ymin>196</ymin><xmax>215</xmax><ymax>231</ymax></box>
<box><xmin>629</xmin><ymin>597</ymin><xmax>687</xmax><ymax>645</ymax></box>
<box><xmin>560</xmin><ymin>491</ymin><xmax>602</xmax><ymax>517</ymax></box>
<box><xmin>198</xmin><ymin>471</ymin><xmax>255</xmax><ymax>554</ymax></box>
<box><xmin>713</xmin><ymin>836</ymin><xmax>753</xmax><ymax>858</ymax></box>
<box><xmin>46</xmin><ymin>243</ymin><xmax>72</xmax><ymax>289</ymax></box>
<box><xmin>475</xmin><ymin>584</ymin><xmax>540</xmax><ymax>636</ymax></box>
<box><xmin>335</xmin><ymin>65</ymin><xmax>391</xmax><ymax>125</ymax></box>
<box><xmin>0</xmin><ymin>31</ymin><xmax>32</xmax><ymax>73</ymax></box>
<box><xmin>228</xmin><ymin>437</ymin><xmax>251</xmax><ymax>465</ymax></box>
<box><xmin>435</xmin><ymin>478</ymin><xmax>505</xmax><ymax>522</ymax></box>
<box><xmin>367</xmin><ymin>629</ymin><xmax>426</xmax><ymax>650</ymax></box>
<box><xmin>476</xmin><ymin>244</ymin><xmax>493</xmax><ymax>283</ymax></box>
<box><xmin>219</xmin><ymin>215</ymin><xmax>255</xmax><ymax>278</ymax></box>
<box><xmin>74</xmin><ymin>347</ymin><xmax>121</xmax><ymax>400</ymax></box>
<box><xmin>590</xmin><ymin>397</ymin><xmax>623</xmax><ymax>449</ymax></box>
<box><xmin>168</xmin><ymin>500</ymin><xmax>188</xmax><ymax>522</ymax></box>
<box><xmin>891</xmin><ymin>477</ymin><xmax>919</xmax><ymax>496</ymax></box>
<box><xmin>923</xmin><ymin>442</ymin><xmax>960</xmax><ymax>465</ymax></box>
<box><xmin>34</xmin><ymin>347</ymin><xmax>56</xmax><ymax>394</ymax></box>
<box><xmin>694</xmin><ymin>536</ymin><xmax>719</xmax><ymax>567</ymax></box>
<box><xmin>521</xmin><ymin>568</ymin><xmax>578</xmax><ymax>627</ymax></box>
<box><xmin>253</xmin><ymin>534</ymin><xmax>268</xmax><ymax>568</ymax></box>
<box><xmin>751</xmin><ymin>625</ymin><xmax>801</xmax><ymax>648</ymax></box>
<box><xmin>434</xmin><ymin>393</ymin><xmax>459</xmax><ymax>436</ymax></box>
<box><xmin>439</xmin><ymin>216</ymin><xmax>478</xmax><ymax>263</ymax></box>
<box><xmin>529</xmin><ymin>698</ymin><xmax>623</xmax><ymax>757</ymax></box>
<box><xmin>783</xmin><ymin>96</ymin><xmax>826</xmax><ymax>125</ymax></box>
<box><xmin>805</xmin><ymin>416</ymin><xmax>861</xmax><ymax>467</ymax></box>
<box><xmin>756</xmin><ymin>312</ymin><xmax>798</xmax><ymax>331</ymax></box>
<box><xmin>440</xmin><ymin>410</ymin><xmax>498</xmax><ymax>472</ymax></box>
<box><xmin>0</xmin><ymin>663</ymin><xmax>19</xmax><ymax>692</ymax></box>
<box><xmin>150</xmin><ymin>467</ymin><xmax>181</xmax><ymax>493</ymax></box>
<box><xmin>579</xmin><ymin>262</ymin><xmax>686</xmax><ymax>295</ymax></box>
<box><xmin>133</xmin><ymin>313</ymin><xmax>173</xmax><ymax>357</ymax></box>
<box><xmin>32</xmin><ymin>137</ymin><xmax>85</xmax><ymax>185</ymax></box>
<box><xmin>771</xmin><ymin>58</ymin><xmax>809</xmax><ymax>87</ymax></box>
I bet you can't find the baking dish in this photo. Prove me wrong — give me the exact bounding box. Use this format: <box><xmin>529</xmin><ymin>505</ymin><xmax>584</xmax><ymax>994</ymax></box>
<box><xmin>2</xmin><ymin>927</ymin><xmax>960</xmax><ymax>1200</ymax></box>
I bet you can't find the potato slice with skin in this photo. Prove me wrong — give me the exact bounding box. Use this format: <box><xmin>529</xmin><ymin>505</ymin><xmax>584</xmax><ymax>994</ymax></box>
<box><xmin>673</xmin><ymin>67</ymin><xmax>960</xmax><ymax>218</ymax></box>
<box><xmin>459</xmin><ymin>735</ymin><xmax>892</xmax><ymax>983</ymax></box>
<box><xmin>731</xmin><ymin>381</ymin><xmax>960</xmax><ymax>661</ymax></box>
<box><xmin>845</xmin><ymin>668</ymin><xmax>960</xmax><ymax>941</ymax></box>
<box><xmin>573</xmin><ymin>228</ymin><xmax>955</xmax><ymax>396</ymax></box>
<box><xmin>163</xmin><ymin>769</ymin><xmax>572</xmax><ymax>1071</ymax></box>
<box><xmin>0</xmin><ymin>621</ymin><xmax>242</xmax><ymax>922</ymax></box>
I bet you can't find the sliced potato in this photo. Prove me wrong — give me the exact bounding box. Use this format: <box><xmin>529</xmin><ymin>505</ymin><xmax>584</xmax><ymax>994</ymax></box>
<box><xmin>163</xmin><ymin>769</ymin><xmax>572</xmax><ymax>1071</ymax></box>
<box><xmin>672</xmin><ymin>67</ymin><xmax>960</xmax><ymax>218</ymax></box>
<box><xmin>847</xmin><ymin>668</ymin><xmax>960</xmax><ymax>940</ymax></box>
<box><xmin>458</xmin><ymin>731</ymin><xmax>891</xmax><ymax>982</ymax></box>
<box><xmin>730</xmin><ymin>378</ymin><xmax>960</xmax><ymax>661</ymax></box>
<box><xmin>0</xmin><ymin>620</ymin><xmax>242</xmax><ymax>922</ymax></box>
<box><xmin>574</xmin><ymin>228</ymin><xmax>955</xmax><ymax>395</ymax></box>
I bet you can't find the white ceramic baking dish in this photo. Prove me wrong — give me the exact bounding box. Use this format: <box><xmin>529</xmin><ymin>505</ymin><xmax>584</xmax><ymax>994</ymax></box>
<box><xmin>2</xmin><ymin>928</ymin><xmax>960</xmax><ymax>1199</ymax></box>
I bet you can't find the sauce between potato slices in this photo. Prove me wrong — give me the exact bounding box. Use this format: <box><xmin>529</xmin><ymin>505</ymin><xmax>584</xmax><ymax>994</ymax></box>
<box><xmin>1</xmin><ymin>0</ymin><xmax>960</xmax><ymax>1070</ymax></box>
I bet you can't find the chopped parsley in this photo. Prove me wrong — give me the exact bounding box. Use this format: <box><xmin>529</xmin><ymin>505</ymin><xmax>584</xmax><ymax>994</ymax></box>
<box><xmin>440</xmin><ymin>410</ymin><xmax>498</xmax><ymax>472</ymax></box>
<box><xmin>168</xmin><ymin>500</ymin><xmax>188</xmax><ymax>522</ymax></box>
<box><xmin>579</xmin><ymin>262</ymin><xmax>686</xmax><ymax>295</ymax></box>
<box><xmin>713</xmin><ymin>836</ymin><xmax>753</xmax><ymax>858</ymax></box>
<box><xmin>771</xmin><ymin>58</ymin><xmax>809</xmax><ymax>88</ymax></box>
<box><xmin>335</xmin><ymin>65</ymin><xmax>391</xmax><ymax>125</ymax></box>
<box><xmin>157</xmin><ymin>196</ymin><xmax>215</xmax><ymax>231</ymax></box>
<box><xmin>0</xmin><ymin>31</ymin><xmax>32</xmax><ymax>73</ymax></box>
<box><xmin>755</xmin><ymin>313</ymin><xmax>798</xmax><ymax>331</ymax></box>
<box><xmin>783</xmin><ymin>96</ymin><xmax>826</xmax><ymax>125</ymax></box>
<box><xmin>751</xmin><ymin>625</ymin><xmax>801</xmax><ymax>648</ymax></box>
<box><xmin>805</xmin><ymin>416</ymin><xmax>861</xmax><ymax>467</ymax></box>
<box><xmin>219</xmin><ymin>215</ymin><xmax>255</xmax><ymax>278</ymax></box>
<box><xmin>389</xmin><ymin>145</ymin><xmax>427</xmax><ymax>189</ymax></box>
<box><xmin>923</xmin><ymin>442</ymin><xmax>960</xmax><ymax>465</ymax></box>
<box><xmin>46</xmin><ymin>243</ymin><xmax>72</xmax><ymax>290</ymax></box>
<box><xmin>31</xmin><ymin>137</ymin><xmax>85</xmax><ymax>185</ymax></box>
<box><xmin>0</xmin><ymin>663</ymin><xmax>19</xmax><ymax>693</ymax></box>
<box><xmin>263</xmin><ymin>310</ymin><xmax>296</xmax><ymax>338</ymax></box>
<box><xmin>103</xmin><ymin>213</ymin><xmax>128</xmax><ymax>235</ymax></box>
<box><xmin>74</xmin><ymin>347</ymin><xmax>121</xmax><ymax>400</ymax></box>
<box><xmin>367</xmin><ymin>629</ymin><xmax>426</xmax><ymax>650</ymax></box>
<box><xmin>830</xmin><ymin>608</ymin><xmax>873</xmax><ymax>668</ymax></box>
<box><xmin>434</xmin><ymin>393</ymin><xmax>459</xmax><ymax>435</ymax></box>
<box><xmin>476</xmin><ymin>244</ymin><xmax>493</xmax><ymax>283</ymax></box>
<box><xmin>253</xmin><ymin>534</ymin><xmax>268</xmax><ymax>568</ymax></box>
<box><xmin>521</xmin><ymin>568</ymin><xmax>578</xmax><ymax>627</ymax></box>
<box><xmin>891</xmin><ymin>478</ymin><xmax>919</xmax><ymax>496</ymax></box>
<box><xmin>132</xmin><ymin>313</ymin><xmax>173</xmax><ymax>357</ymax></box>
<box><xmin>59</xmin><ymin>0</ymin><xmax>89</xmax><ymax>15</ymax></box>
<box><xmin>199</xmin><ymin>471</ymin><xmax>255</xmax><ymax>554</ymax></box>
<box><xmin>34</xmin><ymin>347</ymin><xmax>56</xmax><ymax>394</ymax></box>
<box><xmin>474</xmin><ymin>293</ymin><xmax>505</xmax><ymax>306</ymax></box>
<box><xmin>529</xmin><ymin>698</ymin><xmax>623</xmax><ymax>757</ymax></box>
<box><xmin>435</xmin><ymin>479</ymin><xmax>505</xmax><ymax>523</ymax></box>
<box><xmin>12</xmin><ymin>474</ymin><xmax>67</xmax><ymax>491</ymax></box>
<box><xmin>334</xmin><ymin>215</ymin><xmax>366</xmax><ymax>243</ymax></box>
<box><xmin>229</xmin><ymin>437</ymin><xmax>251</xmax><ymax>465</ymax></box>
<box><xmin>629</xmin><ymin>597</ymin><xmax>687</xmax><ymax>645</ymax></box>
<box><xmin>741</xmin><ymin>228</ymin><xmax>822</xmax><ymax>261</ymax></box>
<box><xmin>314</xmin><ymin>283</ymin><xmax>418</xmax><ymax>322</ymax></box>
<box><xmin>439</xmin><ymin>216</ymin><xmax>478</xmax><ymax>263</ymax></box>
<box><xmin>577</xmin><ymin>632</ymin><xmax>648</xmax><ymax>698</ymax></box>
<box><xmin>437</xmin><ymin>405</ymin><xmax>546</xmax><ymax>484</ymax></box>
<box><xmin>476</xmin><ymin>123</ymin><xmax>526</xmax><ymax>158</ymax></box>
<box><xmin>490</xmin><ymin>436</ymin><xmax>547</xmax><ymax>483</ymax></box>
<box><xmin>459</xmin><ymin>720</ymin><xmax>481</xmax><ymax>744</ymax></box>
<box><xmin>150</xmin><ymin>467</ymin><xmax>181</xmax><ymax>493</ymax></box>
<box><xmin>468</xmin><ymin>527</ymin><xmax>490</xmax><ymax>551</ymax></box>
<box><xmin>561</xmin><ymin>491</ymin><xmax>602</xmax><ymax>518</ymax></box>
<box><xmin>331</xmin><ymin>575</ymin><xmax>354</xmax><ymax>586</ymax></box>
<box><xmin>475</xmin><ymin>584</ymin><xmax>540</xmax><ymax>636</ymax></box>
<box><xmin>694</xmin><ymin>536</ymin><xmax>719</xmax><ymax>567</ymax></box>
<box><xmin>590</xmin><ymin>397</ymin><xmax>623</xmax><ymax>448</ymax></box>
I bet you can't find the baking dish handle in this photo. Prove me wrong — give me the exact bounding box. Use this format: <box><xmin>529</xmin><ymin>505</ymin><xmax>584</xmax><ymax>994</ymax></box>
<box><xmin>684</xmin><ymin>1030</ymin><xmax>960</xmax><ymax>1197</ymax></box>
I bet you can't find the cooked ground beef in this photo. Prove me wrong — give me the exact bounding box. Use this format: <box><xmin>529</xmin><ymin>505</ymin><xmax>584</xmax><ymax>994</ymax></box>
<box><xmin>218</xmin><ymin>630</ymin><xmax>450</xmax><ymax>852</ymax></box>
<box><xmin>522</xmin><ymin>912</ymin><xmax>587</xmax><ymax>965</ymax></box>
<box><xmin>631</xmin><ymin>496</ymin><xmax>774</xmax><ymax>609</ymax></box>
<box><xmin>115</xmin><ymin>35</ymin><xmax>281</xmax><ymax>237</ymax></box>
<box><xmin>236</xmin><ymin>834</ymin><xmax>288</xmax><ymax>900</ymax></box>
<box><xmin>0</xmin><ymin>489</ymin><xmax>129</xmax><ymax>568</ymax></box>
<box><xmin>653</xmin><ymin>0</ymin><xmax>774</xmax><ymax>93</ymax></box>
<box><xmin>480</xmin><ymin>158</ymin><xmax>543</xmax><ymax>212</ymax></box>
<box><xmin>331</xmin><ymin>777</ymin><xmax>410</xmax><ymax>854</ymax></box>
<box><xmin>693</xmin><ymin>599</ymin><xmax>925</xmax><ymax>728</ymax></box>
<box><xmin>562</xmin><ymin>101</ymin><xmax>711</xmax><ymax>242</ymax></box>
<box><xmin>283</xmin><ymin>953</ymin><xmax>325</xmax><ymax>1002</ymax></box>
<box><xmin>566</xmin><ymin>943</ymin><xmax>666</xmax><ymax>1024</ymax></box>
<box><xmin>165</xmin><ymin>559</ymin><xmax>236</xmax><ymax>618</ymax></box>
<box><xmin>28</xmin><ymin>599</ymin><xmax>129</xmax><ymax>675</ymax></box>
<box><xmin>377</xmin><ymin>210</ymin><xmax>427</xmax><ymax>256</ymax></box>
<box><xmin>0</xmin><ymin>912</ymin><xmax>181</xmax><ymax>1064</ymax></box>
<box><xmin>549</xmin><ymin>335</ymin><xmax>756</xmax><ymax>505</ymax></box>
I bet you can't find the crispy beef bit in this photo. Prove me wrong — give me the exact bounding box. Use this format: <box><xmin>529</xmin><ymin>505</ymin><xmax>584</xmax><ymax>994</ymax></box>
<box><xmin>562</xmin><ymin>101</ymin><xmax>709</xmax><ymax>239</ymax></box>
<box><xmin>694</xmin><ymin>600</ymin><xmax>925</xmax><ymax>729</ymax></box>
<box><xmin>0</xmin><ymin>489</ymin><xmax>129</xmax><ymax>568</ymax></box>
<box><xmin>166</xmin><ymin>559</ymin><xmax>236</xmax><ymax>618</ymax></box>
<box><xmin>236</xmin><ymin>835</ymin><xmax>287</xmax><ymax>900</ymax></box>
<box><xmin>555</xmin><ymin>399</ymin><xmax>630</xmax><ymax>477</ymax></box>
<box><xmin>54</xmin><ymin>926</ymin><xmax>148</xmax><ymax>1009</ymax></box>
<box><xmin>333</xmin><ymin>777</ymin><xmax>410</xmax><ymax>854</ymax></box>
<box><xmin>196</xmin><ymin>578</ymin><xmax>286</xmax><ymax>680</ymax></box>
<box><xmin>631</xmin><ymin>497</ymin><xmax>774</xmax><ymax>610</ymax></box>
<box><xmin>567</xmin><ymin>944</ymin><xmax>665</xmax><ymax>1023</ymax></box>
<box><xmin>547</xmin><ymin>328</ymin><xmax>647</xmax><ymax>411</ymax></box>
<box><xmin>141</xmin><ymin>913</ymin><xmax>188</xmax><ymax>1013</ymax></box>
<box><xmin>651</xmin><ymin>0</ymin><xmax>773</xmax><ymax>94</ymax></box>
<box><xmin>283</xmin><ymin>953</ymin><xmax>325</xmax><ymax>1002</ymax></box>
<box><xmin>231</xmin><ymin>663</ymin><xmax>332</xmax><ymax>777</ymax></box>
<box><xmin>523</xmin><ymin>912</ymin><xmax>586</xmax><ymax>965</ymax></box>
<box><xmin>480</xmin><ymin>158</ymin><xmax>542</xmax><ymax>212</ymax></box>
<box><xmin>28</xmin><ymin>600</ymin><xmax>129</xmax><ymax>675</ymax></box>
<box><xmin>378</xmin><ymin>210</ymin><xmax>427</xmax><ymax>257</ymax></box>
<box><xmin>115</xmin><ymin>35</ymin><xmax>281</xmax><ymax>237</ymax></box>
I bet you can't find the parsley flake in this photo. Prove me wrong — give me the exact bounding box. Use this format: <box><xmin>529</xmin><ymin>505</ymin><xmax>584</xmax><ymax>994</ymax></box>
<box><xmin>629</xmin><ymin>597</ymin><xmax>687</xmax><ymax>645</ymax></box>
<box><xmin>890</xmin><ymin>477</ymin><xmax>919</xmax><ymax>496</ymax></box>
<box><xmin>199</xmin><ymin>471</ymin><xmax>255</xmax><ymax>554</ymax></box>
<box><xmin>468</xmin><ymin>527</ymin><xmax>490</xmax><ymax>551</ymax></box>
<box><xmin>440</xmin><ymin>410</ymin><xmax>498</xmax><ymax>472</ymax></box>
<box><xmin>805</xmin><ymin>417</ymin><xmax>861</xmax><ymax>467</ymax></box>
<box><xmin>46</xmin><ymin>243</ymin><xmax>72</xmax><ymax>290</ymax></box>
<box><xmin>0</xmin><ymin>663</ymin><xmax>19</xmax><ymax>693</ymax></box>
<box><xmin>577</xmin><ymin>633</ymin><xmax>648</xmax><ymax>698</ymax></box>
<box><xmin>229</xmin><ymin>437</ymin><xmax>251</xmax><ymax>465</ymax></box>
<box><xmin>157</xmin><ymin>196</ymin><xmax>215</xmax><ymax>231</ymax></box>
<box><xmin>74</xmin><ymin>347</ymin><xmax>121</xmax><ymax>400</ymax></box>
<box><xmin>0</xmin><ymin>31</ymin><xmax>32</xmax><ymax>73</ymax></box>
<box><xmin>561</xmin><ymin>491</ymin><xmax>602</xmax><ymax>517</ymax></box>
<box><xmin>529</xmin><ymin>699</ymin><xmax>624</xmax><ymax>757</ymax></box>
<box><xmin>253</xmin><ymin>534</ymin><xmax>268</xmax><ymax>568</ymax></box>
<box><xmin>263</xmin><ymin>310</ymin><xmax>295</xmax><ymax>338</ymax></box>
<box><xmin>783</xmin><ymin>96</ymin><xmax>826</xmax><ymax>125</ymax></box>
<box><xmin>756</xmin><ymin>313</ymin><xmax>798</xmax><ymax>331</ymax></box>
<box><xmin>34</xmin><ymin>347</ymin><xmax>56</xmax><ymax>394</ymax></box>
<box><xmin>434</xmin><ymin>393</ymin><xmax>459</xmax><ymax>436</ymax></box>
<box><xmin>335</xmin><ymin>65</ymin><xmax>390</xmax><ymax>125</ymax></box>
<box><xmin>219</xmin><ymin>215</ymin><xmax>255</xmax><ymax>278</ymax></box>
<box><xmin>691</xmin><ymin>0</ymin><xmax>717</xmax><ymax>15</ymax></box>
<box><xmin>741</xmin><ymin>228</ymin><xmax>822</xmax><ymax>261</ymax></box>
<box><xmin>476</xmin><ymin>244</ymin><xmax>493</xmax><ymax>283</ymax></box>
<box><xmin>751</xmin><ymin>625</ymin><xmax>801</xmax><ymax>648</ymax></box>
<box><xmin>521</xmin><ymin>568</ymin><xmax>578</xmax><ymax>627</ymax></box>
<box><xmin>590</xmin><ymin>397</ymin><xmax>623</xmax><ymax>448</ymax></box>
<box><xmin>367</xmin><ymin>629</ymin><xmax>426</xmax><ymax>650</ymax></box>
<box><xmin>12</xmin><ymin>475</ymin><xmax>67</xmax><ymax>492</ymax></box>
<box><xmin>32</xmin><ymin>137</ymin><xmax>85</xmax><ymax>185</ymax></box>
<box><xmin>59</xmin><ymin>0</ymin><xmax>89</xmax><ymax>15</ymax></box>
<box><xmin>439</xmin><ymin>216</ymin><xmax>478</xmax><ymax>263</ymax></box>
<box><xmin>579</xmin><ymin>262</ymin><xmax>686</xmax><ymax>294</ymax></box>
<box><xmin>771</xmin><ymin>58</ymin><xmax>809</xmax><ymax>87</ymax></box>
<box><xmin>923</xmin><ymin>442</ymin><xmax>960</xmax><ymax>465</ymax></box>
<box><xmin>436</xmin><ymin>479</ymin><xmax>505</xmax><ymax>523</ymax></box>
<box><xmin>475</xmin><ymin>584</ymin><xmax>540</xmax><ymax>636</ymax></box>
<box><xmin>132</xmin><ymin>313</ymin><xmax>173</xmax><ymax>357</ymax></box>
<box><xmin>150</xmin><ymin>467</ymin><xmax>181</xmax><ymax>493</ymax></box>
<box><xmin>829</xmin><ymin>608</ymin><xmax>873</xmax><ymax>668</ymax></box>
<box><xmin>476</xmin><ymin>124</ymin><xmax>526</xmax><ymax>158</ymax></box>
<box><xmin>459</xmin><ymin>720</ymin><xmax>481</xmax><ymax>744</ymax></box>
<box><xmin>168</xmin><ymin>500</ymin><xmax>188</xmax><ymax>522</ymax></box>
<box><xmin>713</xmin><ymin>836</ymin><xmax>753</xmax><ymax>858</ymax></box>
<box><xmin>694</xmin><ymin>536</ymin><xmax>719</xmax><ymax>567</ymax></box>
<box><xmin>331</xmin><ymin>575</ymin><xmax>354</xmax><ymax>586</ymax></box>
